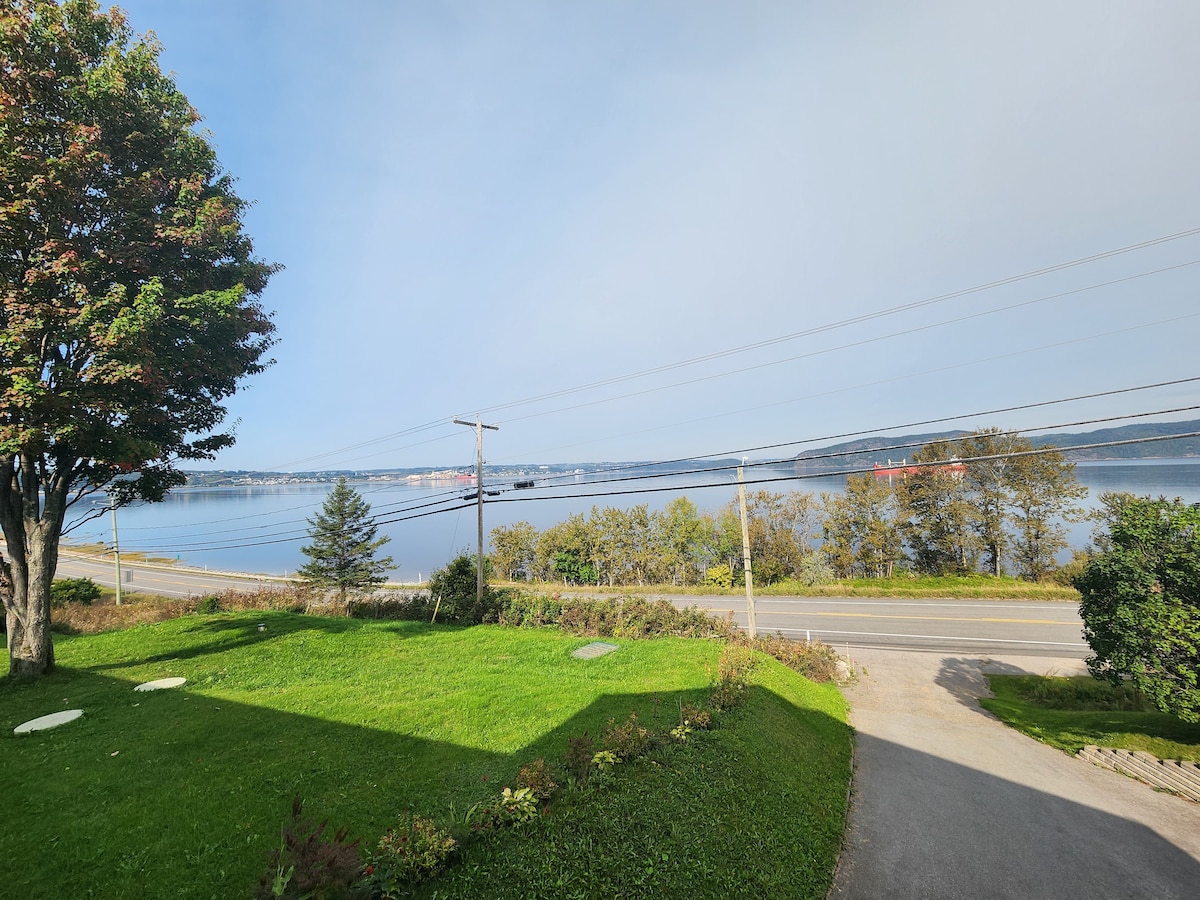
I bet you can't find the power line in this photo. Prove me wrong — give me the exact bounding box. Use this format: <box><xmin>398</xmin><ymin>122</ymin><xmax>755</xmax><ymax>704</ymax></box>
<box><xmin>493</xmin><ymin>261</ymin><xmax>1200</xmax><ymax>430</ymax></box>
<box><xmin>111</xmin><ymin>416</ymin><xmax>1200</xmax><ymax>555</ymax></box>
<box><xmin>252</xmin><ymin>226</ymin><xmax>1200</xmax><ymax>473</ymax></box>
<box><xmin>522</xmin><ymin>308</ymin><xmax>1200</xmax><ymax>460</ymax></box>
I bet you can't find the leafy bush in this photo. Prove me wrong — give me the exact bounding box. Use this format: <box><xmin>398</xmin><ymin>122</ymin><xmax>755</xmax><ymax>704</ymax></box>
<box><xmin>745</xmin><ymin>633</ymin><xmax>840</xmax><ymax>683</ymax></box>
<box><xmin>360</xmin><ymin>814</ymin><xmax>456</xmax><ymax>895</ymax></box>
<box><xmin>704</xmin><ymin>563</ymin><xmax>733</xmax><ymax>588</ymax></box>
<box><xmin>197</xmin><ymin>595</ymin><xmax>222</xmax><ymax>614</ymax></box>
<box><xmin>600</xmin><ymin>712</ymin><xmax>652</xmax><ymax>761</ymax></box>
<box><xmin>50</xmin><ymin>577</ymin><xmax>100</xmax><ymax>607</ymax></box>
<box><xmin>427</xmin><ymin>552</ymin><xmax>505</xmax><ymax>624</ymax></box>
<box><xmin>515</xmin><ymin>758</ymin><xmax>558</xmax><ymax>801</ymax></box>
<box><xmin>466</xmin><ymin>786</ymin><xmax>540</xmax><ymax>830</ymax></box>
<box><xmin>256</xmin><ymin>797</ymin><xmax>360</xmax><ymax>900</ymax></box>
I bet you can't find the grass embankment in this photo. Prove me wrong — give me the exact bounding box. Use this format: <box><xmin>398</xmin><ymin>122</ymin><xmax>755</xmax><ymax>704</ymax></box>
<box><xmin>981</xmin><ymin>675</ymin><xmax>1200</xmax><ymax>761</ymax></box>
<box><xmin>2</xmin><ymin>612</ymin><xmax>851</xmax><ymax>899</ymax></box>
<box><xmin>510</xmin><ymin>574</ymin><xmax>1080</xmax><ymax>601</ymax></box>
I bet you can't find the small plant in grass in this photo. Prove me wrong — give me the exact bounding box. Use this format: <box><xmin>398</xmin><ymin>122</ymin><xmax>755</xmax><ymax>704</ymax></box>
<box><xmin>515</xmin><ymin>757</ymin><xmax>558</xmax><ymax>800</ymax></box>
<box><xmin>600</xmin><ymin>711</ymin><xmax>652</xmax><ymax>760</ymax></box>
<box><xmin>564</xmin><ymin>732</ymin><xmax>594</xmax><ymax>787</ymax></box>
<box><xmin>256</xmin><ymin>797</ymin><xmax>360</xmax><ymax>900</ymax></box>
<box><xmin>466</xmin><ymin>786</ymin><xmax>540</xmax><ymax>830</ymax></box>
<box><xmin>679</xmin><ymin>702</ymin><xmax>711</xmax><ymax>730</ymax></box>
<box><xmin>359</xmin><ymin>813</ymin><xmax>456</xmax><ymax>896</ymax></box>
<box><xmin>591</xmin><ymin>749</ymin><xmax>619</xmax><ymax>775</ymax></box>
<box><xmin>709</xmin><ymin>644</ymin><xmax>756</xmax><ymax>711</ymax></box>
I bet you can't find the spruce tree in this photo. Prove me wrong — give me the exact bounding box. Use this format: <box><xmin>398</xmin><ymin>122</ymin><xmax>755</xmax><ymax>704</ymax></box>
<box><xmin>298</xmin><ymin>478</ymin><xmax>395</xmax><ymax>604</ymax></box>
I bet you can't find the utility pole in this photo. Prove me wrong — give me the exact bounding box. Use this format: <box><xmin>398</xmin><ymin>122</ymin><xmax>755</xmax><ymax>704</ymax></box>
<box><xmin>737</xmin><ymin>463</ymin><xmax>756</xmax><ymax>638</ymax></box>
<box><xmin>110</xmin><ymin>494</ymin><xmax>123</xmax><ymax>606</ymax></box>
<box><xmin>454</xmin><ymin>417</ymin><xmax>499</xmax><ymax>605</ymax></box>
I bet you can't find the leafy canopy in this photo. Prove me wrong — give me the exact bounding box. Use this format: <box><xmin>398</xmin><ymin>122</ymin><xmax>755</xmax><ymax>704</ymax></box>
<box><xmin>0</xmin><ymin>0</ymin><xmax>277</xmax><ymax>677</ymax></box>
<box><xmin>1076</xmin><ymin>497</ymin><xmax>1200</xmax><ymax>723</ymax></box>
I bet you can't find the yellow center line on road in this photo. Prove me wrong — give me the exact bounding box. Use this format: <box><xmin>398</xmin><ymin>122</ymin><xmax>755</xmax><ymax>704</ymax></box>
<box><xmin>716</xmin><ymin>608</ymin><xmax>1073</xmax><ymax>626</ymax></box>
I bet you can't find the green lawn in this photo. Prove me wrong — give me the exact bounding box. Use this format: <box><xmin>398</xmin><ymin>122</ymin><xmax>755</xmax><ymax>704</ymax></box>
<box><xmin>1</xmin><ymin>612</ymin><xmax>851</xmax><ymax>898</ymax></box>
<box><xmin>981</xmin><ymin>674</ymin><xmax>1200</xmax><ymax>760</ymax></box>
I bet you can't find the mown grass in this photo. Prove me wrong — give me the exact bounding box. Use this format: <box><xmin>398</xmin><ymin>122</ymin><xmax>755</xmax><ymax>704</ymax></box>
<box><xmin>981</xmin><ymin>674</ymin><xmax>1200</xmax><ymax>760</ymax></box>
<box><xmin>1</xmin><ymin>612</ymin><xmax>851</xmax><ymax>899</ymax></box>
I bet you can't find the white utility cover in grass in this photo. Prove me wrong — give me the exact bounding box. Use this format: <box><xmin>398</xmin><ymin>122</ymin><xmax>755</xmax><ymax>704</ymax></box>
<box><xmin>14</xmin><ymin>709</ymin><xmax>83</xmax><ymax>734</ymax></box>
<box><xmin>134</xmin><ymin>677</ymin><xmax>187</xmax><ymax>692</ymax></box>
<box><xmin>571</xmin><ymin>641</ymin><xmax>620</xmax><ymax>659</ymax></box>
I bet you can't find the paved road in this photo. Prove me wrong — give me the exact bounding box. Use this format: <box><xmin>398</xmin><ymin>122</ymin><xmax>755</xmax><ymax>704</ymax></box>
<box><xmin>55</xmin><ymin>551</ymin><xmax>286</xmax><ymax>598</ymax></box>
<box><xmin>672</xmin><ymin>594</ymin><xmax>1088</xmax><ymax>657</ymax></box>
<box><xmin>830</xmin><ymin>649</ymin><xmax>1200</xmax><ymax>899</ymax></box>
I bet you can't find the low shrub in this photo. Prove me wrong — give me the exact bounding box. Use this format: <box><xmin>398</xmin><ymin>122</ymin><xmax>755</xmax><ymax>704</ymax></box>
<box><xmin>744</xmin><ymin>633</ymin><xmax>840</xmax><ymax>683</ymax></box>
<box><xmin>466</xmin><ymin>786</ymin><xmax>540</xmax><ymax>830</ymax></box>
<box><xmin>515</xmin><ymin>757</ymin><xmax>558</xmax><ymax>801</ymax></box>
<box><xmin>600</xmin><ymin>712</ymin><xmax>652</xmax><ymax>761</ymax></box>
<box><xmin>679</xmin><ymin>702</ymin><xmax>711</xmax><ymax>730</ymax></box>
<box><xmin>197</xmin><ymin>595</ymin><xmax>222</xmax><ymax>614</ymax></box>
<box><xmin>256</xmin><ymin>797</ymin><xmax>360</xmax><ymax>900</ymax></box>
<box><xmin>498</xmin><ymin>592</ymin><xmax>733</xmax><ymax>640</ymax></box>
<box><xmin>360</xmin><ymin>814</ymin><xmax>456</xmax><ymax>895</ymax></box>
<box><xmin>1016</xmin><ymin>675</ymin><xmax>1154</xmax><ymax>712</ymax></box>
<box><xmin>49</xmin><ymin>577</ymin><xmax>101</xmax><ymax>607</ymax></box>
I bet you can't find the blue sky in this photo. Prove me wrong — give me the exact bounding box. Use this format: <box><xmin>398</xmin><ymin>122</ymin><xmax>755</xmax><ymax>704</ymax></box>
<box><xmin>116</xmin><ymin>1</ymin><xmax>1200</xmax><ymax>472</ymax></box>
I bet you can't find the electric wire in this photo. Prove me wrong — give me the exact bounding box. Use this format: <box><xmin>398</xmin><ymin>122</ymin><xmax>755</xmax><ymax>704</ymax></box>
<box><xmin>110</xmin><ymin>420</ymin><xmax>1200</xmax><ymax>555</ymax></box>
<box><xmin>253</xmin><ymin>227</ymin><xmax>1200</xmax><ymax>473</ymax></box>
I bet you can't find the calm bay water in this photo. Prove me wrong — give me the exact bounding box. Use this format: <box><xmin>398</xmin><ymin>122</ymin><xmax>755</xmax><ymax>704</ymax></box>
<box><xmin>66</xmin><ymin>460</ymin><xmax>1200</xmax><ymax>581</ymax></box>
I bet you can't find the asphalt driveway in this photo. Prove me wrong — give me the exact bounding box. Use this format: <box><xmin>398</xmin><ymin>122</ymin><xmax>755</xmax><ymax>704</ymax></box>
<box><xmin>829</xmin><ymin>650</ymin><xmax>1200</xmax><ymax>899</ymax></box>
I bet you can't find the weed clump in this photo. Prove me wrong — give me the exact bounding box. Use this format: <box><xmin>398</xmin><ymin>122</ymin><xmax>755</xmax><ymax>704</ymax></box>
<box><xmin>257</xmin><ymin>797</ymin><xmax>360</xmax><ymax>900</ymax></box>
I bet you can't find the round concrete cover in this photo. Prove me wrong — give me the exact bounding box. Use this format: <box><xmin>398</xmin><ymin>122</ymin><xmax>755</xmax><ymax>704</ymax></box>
<box><xmin>14</xmin><ymin>709</ymin><xmax>83</xmax><ymax>734</ymax></box>
<box><xmin>134</xmin><ymin>677</ymin><xmax>186</xmax><ymax>692</ymax></box>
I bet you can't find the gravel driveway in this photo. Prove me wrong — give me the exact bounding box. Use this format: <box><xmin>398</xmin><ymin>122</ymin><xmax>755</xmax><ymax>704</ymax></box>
<box><xmin>829</xmin><ymin>649</ymin><xmax>1200</xmax><ymax>899</ymax></box>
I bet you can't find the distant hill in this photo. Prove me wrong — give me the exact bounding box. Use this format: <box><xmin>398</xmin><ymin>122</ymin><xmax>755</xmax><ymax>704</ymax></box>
<box><xmin>791</xmin><ymin>419</ymin><xmax>1200</xmax><ymax>472</ymax></box>
<box><xmin>180</xmin><ymin>421</ymin><xmax>1200</xmax><ymax>487</ymax></box>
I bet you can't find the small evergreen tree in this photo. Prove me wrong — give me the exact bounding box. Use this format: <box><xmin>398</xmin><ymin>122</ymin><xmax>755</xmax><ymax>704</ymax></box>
<box><xmin>298</xmin><ymin>478</ymin><xmax>394</xmax><ymax>605</ymax></box>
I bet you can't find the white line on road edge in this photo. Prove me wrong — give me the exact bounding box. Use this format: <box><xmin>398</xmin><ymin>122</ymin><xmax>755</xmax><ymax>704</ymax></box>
<box><xmin>799</xmin><ymin>628</ymin><xmax>1084</xmax><ymax>647</ymax></box>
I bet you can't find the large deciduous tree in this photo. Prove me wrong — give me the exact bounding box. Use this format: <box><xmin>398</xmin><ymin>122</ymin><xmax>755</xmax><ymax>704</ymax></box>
<box><xmin>822</xmin><ymin>474</ymin><xmax>904</xmax><ymax>579</ymax></box>
<box><xmin>1076</xmin><ymin>496</ymin><xmax>1200</xmax><ymax>723</ymax></box>
<box><xmin>1</xmin><ymin>1</ymin><xmax>277</xmax><ymax>676</ymax></box>
<box><xmin>897</xmin><ymin>441</ymin><xmax>978</xmax><ymax>575</ymax></box>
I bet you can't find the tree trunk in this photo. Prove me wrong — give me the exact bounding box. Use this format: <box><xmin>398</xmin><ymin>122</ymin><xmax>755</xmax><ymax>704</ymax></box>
<box><xmin>1</xmin><ymin>454</ymin><xmax>68</xmax><ymax>678</ymax></box>
<box><xmin>4</xmin><ymin>528</ymin><xmax>58</xmax><ymax>677</ymax></box>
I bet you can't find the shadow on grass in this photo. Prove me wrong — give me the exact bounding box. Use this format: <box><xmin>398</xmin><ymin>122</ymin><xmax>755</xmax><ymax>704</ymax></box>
<box><xmin>75</xmin><ymin>610</ymin><xmax>410</xmax><ymax>671</ymax></box>
<box><xmin>3</xmin><ymin>630</ymin><xmax>1196</xmax><ymax>900</ymax></box>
